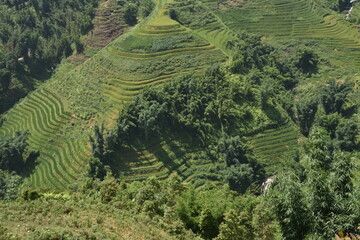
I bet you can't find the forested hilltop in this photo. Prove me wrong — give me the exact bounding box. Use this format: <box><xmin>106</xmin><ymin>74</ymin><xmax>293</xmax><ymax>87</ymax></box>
<box><xmin>0</xmin><ymin>0</ymin><xmax>359</xmax><ymax>239</ymax></box>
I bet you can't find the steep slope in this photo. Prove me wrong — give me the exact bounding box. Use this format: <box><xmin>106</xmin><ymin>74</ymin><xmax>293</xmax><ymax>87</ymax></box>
<box><xmin>213</xmin><ymin>0</ymin><xmax>360</xmax><ymax>69</ymax></box>
<box><xmin>0</xmin><ymin>0</ymin><xmax>226</xmax><ymax>189</ymax></box>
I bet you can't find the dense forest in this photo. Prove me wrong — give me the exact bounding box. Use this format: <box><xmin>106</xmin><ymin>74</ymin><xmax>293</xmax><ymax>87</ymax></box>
<box><xmin>0</xmin><ymin>0</ymin><xmax>359</xmax><ymax>238</ymax></box>
<box><xmin>0</xmin><ymin>0</ymin><xmax>98</xmax><ymax>112</ymax></box>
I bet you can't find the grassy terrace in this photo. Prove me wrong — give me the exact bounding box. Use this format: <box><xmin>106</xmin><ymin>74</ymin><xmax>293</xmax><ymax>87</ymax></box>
<box><xmin>4</xmin><ymin>0</ymin><xmax>347</xmax><ymax>187</ymax></box>
<box><xmin>0</xmin><ymin>89</ymin><xmax>90</xmax><ymax>189</ymax></box>
<box><xmin>214</xmin><ymin>0</ymin><xmax>360</xmax><ymax>68</ymax></box>
<box><xmin>0</xmin><ymin>0</ymin><xmax>227</xmax><ymax>188</ymax></box>
<box><xmin>250</xmin><ymin>122</ymin><xmax>300</xmax><ymax>174</ymax></box>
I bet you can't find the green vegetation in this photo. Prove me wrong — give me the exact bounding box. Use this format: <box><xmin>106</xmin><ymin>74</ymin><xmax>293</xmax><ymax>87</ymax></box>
<box><xmin>0</xmin><ymin>0</ymin><xmax>100</xmax><ymax>113</ymax></box>
<box><xmin>0</xmin><ymin>0</ymin><xmax>359</xmax><ymax>238</ymax></box>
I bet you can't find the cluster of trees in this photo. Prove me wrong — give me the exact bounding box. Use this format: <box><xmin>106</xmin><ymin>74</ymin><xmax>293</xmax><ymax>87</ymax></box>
<box><xmin>109</xmin><ymin>63</ymin><xmax>260</xmax><ymax>142</ymax></box>
<box><xmin>87</xmin><ymin>63</ymin><xmax>268</xmax><ymax>193</ymax></box>
<box><xmin>271</xmin><ymin>127</ymin><xmax>360</xmax><ymax>239</ymax></box>
<box><xmin>317</xmin><ymin>0</ymin><xmax>350</xmax><ymax>12</ymax></box>
<box><xmin>169</xmin><ymin>0</ymin><xmax>217</xmax><ymax>27</ymax></box>
<box><xmin>122</xmin><ymin>0</ymin><xmax>154</xmax><ymax>25</ymax></box>
<box><xmin>0</xmin><ymin>0</ymin><xmax>99</xmax><ymax>112</ymax></box>
<box><xmin>0</xmin><ymin>131</ymin><xmax>29</xmax><ymax>172</ymax></box>
<box><xmin>294</xmin><ymin>78</ymin><xmax>358</xmax><ymax>151</ymax></box>
<box><xmin>0</xmin><ymin>170</ymin><xmax>22</xmax><ymax>201</ymax></box>
<box><xmin>76</xmin><ymin>172</ymin><xmax>280</xmax><ymax>240</ymax></box>
<box><xmin>0</xmin><ymin>131</ymin><xmax>29</xmax><ymax>201</ymax></box>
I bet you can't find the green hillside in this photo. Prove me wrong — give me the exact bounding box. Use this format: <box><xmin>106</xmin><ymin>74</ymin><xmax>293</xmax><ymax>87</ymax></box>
<box><xmin>213</xmin><ymin>0</ymin><xmax>360</xmax><ymax>69</ymax></box>
<box><xmin>0</xmin><ymin>0</ymin><xmax>359</xmax><ymax>239</ymax></box>
<box><xmin>0</xmin><ymin>0</ymin><xmax>228</xmax><ymax>189</ymax></box>
<box><xmin>1</xmin><ymin>0</ymin><xmax>359</xmax><ymax>189</ymax></box>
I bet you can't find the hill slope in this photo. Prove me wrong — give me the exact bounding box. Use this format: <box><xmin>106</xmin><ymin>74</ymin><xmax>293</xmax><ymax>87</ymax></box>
<box><xmin>0</xmin><ymin>0</ymin><xmax>227</xmax><ymax>189</ymax></box>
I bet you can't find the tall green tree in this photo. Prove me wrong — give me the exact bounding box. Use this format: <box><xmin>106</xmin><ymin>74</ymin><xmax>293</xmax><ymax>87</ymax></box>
<box><xmin>271</xmin><ymin>174</ymin><xmax>310</xmax><ymax>240</ymax></box>
<box><xmin>320</xmin><ymin>79</ymin><xmax>351</xmax><ymax>115</ymax></box>
<box><xmin>0</xmin><ymin>131</ymin><xmax>29</xmax><ymax>171</ymax></box>
<box><xmin>296</xmin><ymin>98</ymin><xmax>318</xmax><ymax>137</ymax></box>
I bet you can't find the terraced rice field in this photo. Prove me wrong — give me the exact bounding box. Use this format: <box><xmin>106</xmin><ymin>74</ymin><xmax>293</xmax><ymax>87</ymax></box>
<box><xmin>3</xmin><ymin>0</ymin><xmax>332</xmax><ymax>187</ymax></box>
<box><xmin>0</xmin><ymin>89</ymin><xmax>91</xmax><ymax>189</ymax></box>
<box><xmin>216</xmin><ymin>0</ymin><xmax>360</xmax><ymax>68</ymax></box>
<box><xmin>112</xmin><ymin>139</ymin><xmax>196</xmax><ymax>182</ymax></box>
<box><xmin>99</xmin><ymin>0</ymin><xmax>226</xmax><ymax>121</ymax></box>
<box><xmin>250</xmin><ymin>122</ymin><xmax>300</xmax><ymax>174</ymax></box>
<box><xmin>0</xmin><ymin>0</ymin><xmax>228</xmax><ymax>188</ymax></box>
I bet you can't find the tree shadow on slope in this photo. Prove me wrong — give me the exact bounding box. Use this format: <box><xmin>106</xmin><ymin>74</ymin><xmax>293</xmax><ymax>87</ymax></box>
<box><xmin>109</xmin><ymin>127</ymin><xmax>202</xmax><ymax>179</ymax></box>
<box><xmin>18</xmin><ymin>151</ymin><xmax>40</xmax><ymax>178</ymax></box>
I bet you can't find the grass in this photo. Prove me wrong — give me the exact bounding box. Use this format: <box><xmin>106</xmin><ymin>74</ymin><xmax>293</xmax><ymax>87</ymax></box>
<box><xmin>5</xmin><ymin>0</ymin><xmax>355</xmax><ymax>188</ymax></box>
<box><xmin>0</xmin><ymin>0</ymin><xmax>229</xmax><ymax>189</ymax></box>
<box><xmin>249</xmin><ymin>121</ymin><xmax>300</xmax><ymax>174</ymax></box>
<box><xmin>0</xmin><ymin>198</ymin><xmax>176</xmax><ymax>239</ymax></box>
<box><xmin>213</xmin><ymin>0</ymin><xmax>360</xmax><ymax>69</ymax></box>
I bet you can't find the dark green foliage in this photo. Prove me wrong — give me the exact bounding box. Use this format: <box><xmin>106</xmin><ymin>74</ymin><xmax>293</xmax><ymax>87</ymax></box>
<box><xmin>124</xmin><ymin>3</ymin><xmax>138</xmax><ymax>25</ymax></box>
<box><xmin>137</xmin><ymin>100</ymin><xmax>167</xmax><ymax>140</ymax></box>
<box><xmin>0</xmin><ymin>49</ymin><xmax>11</xmax><ymax>93</ymax></box>
<box><xmin>216</xmin><ymin>135</ymin><xmax>265</xmax><ymax>193</ymax></box>
<box><xmin>318</xmin><ymin>112</ymin><xmax>341</xmax><ymax>138</ymax></box>
<box><xmin>199</xmin><ymin>208</ymin><xmax>218</xmax><ymax>239</ymax></box>
<box><xmin>296</xmin><ymin>98</ymin><xmax>318</xmax><ymax>137</ymax></box>
<box><xmin>21</xmin><ymin>188</ymin><xmax>41</xmax><ymax>201</ymax></box>
<box><xmin>89</xmin><ymin>124</ymin><xmax>116</xmax><ymax>162</ymax></box>
<box><xmin>0</xmin><ymin>131</ymin><xmax>29</xmax><ymax>171</ymax></box>
<box><xmin>0</xmin><ymin>170</ymin><xmax>22</xmax><ymax>201</ymax></box>
<box><xmin>87</xmin><ymin>157</ymin><xmax>108</xmax><ymax>180</ymax></box>
<box><xmin>318</xmin><ymin>0</ymin><xmax>350</xmax><ymax>12</ymax></box>
<box><xmin>138</xmin><ymin>0</ymin><xmax>154</xmax><ymax>18</ymax></box>
<box><xmin>227</xmin><ymin>33</ymin><xmax>274</xmax><ymax>74</ymax></box>
<box><xmin>0</xmin><ymin>0</ymin><xmax>98</xmax><ymax>113</ymax></box>
<box><xmin>294</xmin><ymin>48</ymin><xmax>319</xmax><ymax>75</ymax></box>
<box><xmin>271</xmin><ymin>128</ymin><xmax>360</xmax><ymax>239</ymax></box>
<box><xmin>335</xmin><ymin>118</ymin><xmax>359</xmax><ymax>151</ymax></box>
<box><xmin>271</xmin><ymin>174</ymin><xmax>309</xmax><ymax>240</ymax></box>
<box><xmin>320</xmin><ymin>79</ymin><xmax>352</xmax><ymax>115</ymax></box>
<box><xmin>89</xmin><ymin>125</ymin><xmax>105</xmax><ymax>159</ymax></box>
<box><xmin>112</xmin><ymin>64</ymin><xmax>259</xmax><ymax>141</ymax></box>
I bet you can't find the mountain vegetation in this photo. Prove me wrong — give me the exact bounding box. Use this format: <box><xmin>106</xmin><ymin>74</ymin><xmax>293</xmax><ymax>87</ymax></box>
<box><xmin>0</xmin><ymin>0</ymin><xmax>359</xmax><ymax>239</ymax></box>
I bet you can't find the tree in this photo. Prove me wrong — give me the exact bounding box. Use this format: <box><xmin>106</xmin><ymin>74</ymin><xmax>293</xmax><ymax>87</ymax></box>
<box><xmin>320</xmin><ymin>79</ymin><xmax>351</xmax><ymax>115</ymax></box>
<box><xmin>138</xmin><ymin>0</ymin><xmax>154</xmax><ymax>18</ymax></box>
<box><xmin>294</xmin><ymin>48</ymin><xmax>319</xmax><ymax>75</ymax></box>
<box><xmin>271</xmin><ymin>174</ymin><xmax>310</xmax><ymax>240</ymax></box>
<box><xmin>0</xmin><ymin>131</ymin><xmax>29</xmax><ymax>171</ymax></box>
<box><xmin>199</xmin><ymin>208</ymin><xmax>218</xmax><ymax>239</ymax></box>
<box><xmin>100</xmin><ymin>174</ymin><xmax>119</xmax><ymax>202</ymax></box>
<box><xmin>215</xmin><ymin>209</ymin><xmax>253</xmax><ymax>240</ymax></box>
<box><xmin>87</xmin><ymin>157</ymin><xmax>108</xmax><ymax>180</ymax></box>
<box><xmin>89</xmin><ymin>124</ymin><xmax>113</xmax><ymax>162</ymax></box>
<box><xmin>302</xmin><ymin>128</ymin><xmax>359</xmax><ymax>238</ymax></box>
<box><xmin>330</xmin><ymin>151</ymin><xmax>359</xmax><ymax>233</ymax></box>
<box><xmin>124</xmin><ymin>3</ymin><xmax>138</xmax><ymax>25</ymax></box>
<box><xmin>272</xmin><ymin>128</ymin><xmax>360</xmax><ymax>239</ymax></box>
<box><xmin>0</xmin><ymin>170</ymin><xmax>22</xmax><ymax>201</ymax></box>
<box><xmin>296</xmin><ymin>98</ymin><xmax>318</xmax><ymax>137</ymax></box>
<box><xmin>335</xmin><ymin>118</ymin><xmax>358</xmax><ymax>151</ymax></box>
<box><xmin>137</xmin><ymin>100</ymin><xmax>167</xmax><ymax>141</ymax></box>
<box><xmin>217</xmin><ymin>135</ymin><xmax>264</xmax><ymax>193</ymax></box>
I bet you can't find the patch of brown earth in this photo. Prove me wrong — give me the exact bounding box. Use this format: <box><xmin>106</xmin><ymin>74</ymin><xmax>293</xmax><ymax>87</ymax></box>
<box><xmin>86</xmin><ymin>0</ymin><xmax>128</xmax><ymax>49</ymax></box>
